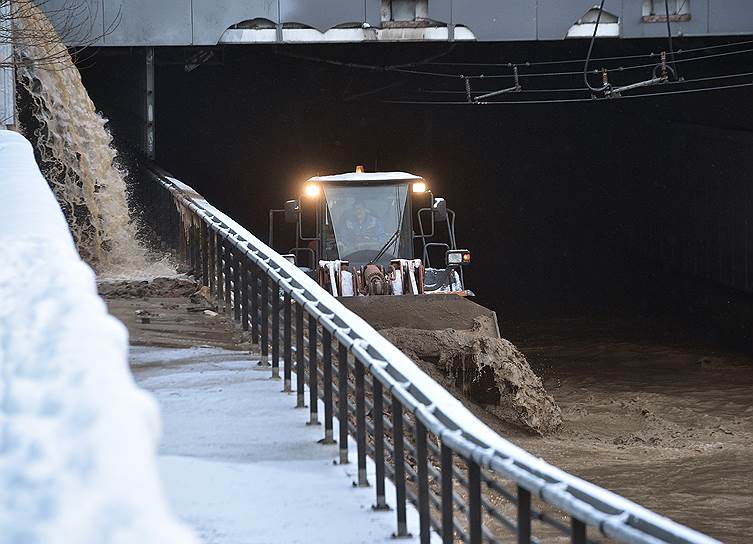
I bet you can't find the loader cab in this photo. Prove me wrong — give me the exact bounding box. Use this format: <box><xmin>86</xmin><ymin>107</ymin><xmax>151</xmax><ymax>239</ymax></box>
<box><xmin>270</xmin><ymin>168</ymin><xmax>471</xmax><ymax>296</ymax></box>
<box><xmin>318</xmin><ymin>173</ymin><xmax>416</xmax><ymax>267</ymax></box>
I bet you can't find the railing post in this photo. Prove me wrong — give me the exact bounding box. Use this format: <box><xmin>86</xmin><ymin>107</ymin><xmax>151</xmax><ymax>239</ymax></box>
<box><xmin>354</xmin><ymin>356</ymin><xmax>369</xmax><ymax>487</ymax></box>
<box><xmin>178</xmin><ymin>218</ymin><xmax>187</xmax><ymax>263</ymax></box>
<box><xmin>215</xmin><ymin>232</ymin><xmax>224</xmax><ymax>309</ymax></box>
<box><xmin>571</xmin><ymin>518</ymin><xmax>587</xmax><ymax>544</ymax></box>
<box><xmin>233</xmin><ymin>253</ymin><xmax>241</xmax><ymax>323</ymax></box>
<box><xmin>320</xmin><ymin>329</ymin><xmax>335</xmax><ymax>443</ymax></box>
<box><xmin>260</xmin><ymin>273</ymin><xmax>269</xmax><ymax>366</ymax></box>
<box><xmin>517</xmin><ymin>486</ymin><xmax>531</xmax><ymax>544</ymax></box>
<box><xmin>191</xmin><ymin>222</ymin><xmax>200</xmax><ymax>276</ymax></box>
<box><xmin>200</xmin><ymin>221</ymin><xmax>209</xmax><ymax>287</ymax></box>
<box><xmin>416</xmin><ymin>420</ymin><xmax>430</xmax><ymax>544</ymax></box>
<box><xmin>283</xmin><ymin>292</ymin><xmax>292</xmax><ymax>392</ymax></box>
<box><xmin>241</xmin><ymin>260</ymin><xmax>249</xmax><ymax>331</ymax></box>
<box><xmin>307</xmin><ymin>313</ymin><xmax>319</xmax><ymax>425</ymax></box>
<box><xmin>223</xmin><ymin>243</ymin><xmax>232</xmax><ymax>312</ymax></box>
<box><xmin>208</xmin><ymin>228</ymin><xmax>216</xmax><ymax>297</ymax></box>
<box><xmin>392</xmin><ymin>398</ymin><xmax>410</xmax><ymax>538</ymax></box>
<box><xmin>337</xmin><ymin>341</ymin><xmax>349</xmax><ymax>464</ymax></box>
<box><xmin>250</xmin><ymin>264</ymin><xmax>259</xmax><ymax>344</ymax></box>
<box><xmin>468</xmin><ymin>461</ymin><xmax>482</xmax><ymax>544</ymax></box>
<box><xmin>372</xmin><ymin>379</ymin><xmax>388</xmax><ymax>510</ymax></box>
<box><xmin>271</xmin><ymin>280</ymin><xmax>280</xmax><ymax>379</ymax></box>
<box><xmin>187</xmin><ymin>222</ymin><xmax>195</xmax><ymax>275</ymax></box>
<box><xmin>295</xmin><ymin>302</ymin><xmax>305</xmax><ymax>408</ymax></box>
<box><xmin>441</xmin><ymin>442</ymin><xmax>454</xmax><ymax>544</ymax></box>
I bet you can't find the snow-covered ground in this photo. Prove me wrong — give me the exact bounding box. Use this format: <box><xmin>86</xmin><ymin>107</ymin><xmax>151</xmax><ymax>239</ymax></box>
<box><xmin>0</xmin><ymin>130</ymin><xmax>195</xmax><ymax>544</ymax></box>
<box><xmin>131</xmin><ymin>345</ymin><xmax>435</xmax><ymax>544</ymax></box>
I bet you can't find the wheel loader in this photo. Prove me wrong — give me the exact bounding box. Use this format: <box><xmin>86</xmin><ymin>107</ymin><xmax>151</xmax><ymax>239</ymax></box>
<box><xmin>268</xmin><ymin>167</ymin><xmax>562</xmax><ymax>434</ymax></box>
<box><xmin>268</xmin><ymin>166</ymin><xmax>500</xmax><ymax>336</ymax></box>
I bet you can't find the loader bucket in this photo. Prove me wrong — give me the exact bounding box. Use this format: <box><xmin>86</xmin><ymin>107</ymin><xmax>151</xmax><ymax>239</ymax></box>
<box><xmin>339</xmin><ymin>295</ymin><xmax>562</xmax><ymax>434</ymax></box>
<box><xmin>339</xmin><ymin>294</ymin><xmax>501</xmax><ymax>338</ymax></box>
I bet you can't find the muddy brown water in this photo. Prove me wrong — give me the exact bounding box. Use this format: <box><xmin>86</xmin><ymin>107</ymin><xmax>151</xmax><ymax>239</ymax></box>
<box><xmin>497</xmin><ymin>318</ymin><xmax>753</xmax><ymax>543</ymax></box>
<box><xmin>103</xmin><ymin>279</ymin><xmax>752</xmax><ymax>542</ymax></box>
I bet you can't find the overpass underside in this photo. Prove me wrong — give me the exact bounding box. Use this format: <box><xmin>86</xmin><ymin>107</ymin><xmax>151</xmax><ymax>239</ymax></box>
<box><xmin>36</xmin><ymin>0</ymin><xmax>753</xmax><ymax>47</ymax></box>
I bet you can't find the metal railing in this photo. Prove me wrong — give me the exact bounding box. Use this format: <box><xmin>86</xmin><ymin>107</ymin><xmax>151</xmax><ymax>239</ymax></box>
<box><xmin>145</xmin><ymin>164</ymin><xmax>720</xmax><ymax>544</ymax></box>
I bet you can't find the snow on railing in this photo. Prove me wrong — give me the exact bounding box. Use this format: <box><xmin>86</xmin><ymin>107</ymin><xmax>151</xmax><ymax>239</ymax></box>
<box><xmin>147</xmin><ymin>163</ymin><xmax>720</xmax><ymax>544</ymax></box>
<box><xmin>0</xmin><ymin>131</ymin><xmax>196</xmax><ymax>544</ymax></box>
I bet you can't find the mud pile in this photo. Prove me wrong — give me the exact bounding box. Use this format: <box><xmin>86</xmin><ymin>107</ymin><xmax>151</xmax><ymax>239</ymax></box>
<box><xmin>381</xmin><ymin>318</ymin><xmax>562</xmax><ymax>434</ymax></box>
<box><xmin>98</xmin><ymin>277</ymin><xmax>200</xmax><ymax>299</ymax></box>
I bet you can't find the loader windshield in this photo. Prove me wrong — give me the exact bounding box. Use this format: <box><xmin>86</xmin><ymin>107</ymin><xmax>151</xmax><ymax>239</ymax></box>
<box><xmin>323</xmin><ymin>183</ymin><xmax>410</xmax><ymax>265</ymax></box>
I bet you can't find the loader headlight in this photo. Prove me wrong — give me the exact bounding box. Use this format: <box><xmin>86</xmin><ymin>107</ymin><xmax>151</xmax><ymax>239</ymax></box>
<box><xmin>304</xmin><ymin>183</ymin><xmax>321</xmax><ymax>198</ymax></box>
<box><xmin>446</xmin><ymin>249</ymin><xmax>471</xmax><ymax>267</ymax></box>
<box><xmin>282</xmin><ymin>254</ymin><xmax>296</xmax><ymax>265</ymax></box>
<box><xmin>412</xmin><ymin>181</ymin><xmax>427</xmax><ymax>193</ymax></box>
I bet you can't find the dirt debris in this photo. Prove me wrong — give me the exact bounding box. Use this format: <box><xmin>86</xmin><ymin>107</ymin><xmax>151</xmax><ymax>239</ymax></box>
<box><xmin>100</xmin><ymin>278</ymin><xmax>248</xmax><ymax>350</ymax></box>
<box><xmin>381</xmin><ymin>317</ymin><xmax>562</xmax><ymax>435</ymax></box>
<box><xmin>98</xmin><ymin>276</ymin><xmax>200</xmax><ymax>298</ymax></box>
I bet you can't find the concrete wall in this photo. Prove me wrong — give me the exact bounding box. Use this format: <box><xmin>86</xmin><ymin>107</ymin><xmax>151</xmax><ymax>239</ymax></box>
<box><xmin>37</xmin><ymin>0</ymin><xmax>753</xmax><ymax>46</ymax></box>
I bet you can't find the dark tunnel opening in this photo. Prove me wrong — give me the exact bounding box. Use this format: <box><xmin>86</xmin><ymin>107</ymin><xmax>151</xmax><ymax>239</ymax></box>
<box><xmin>79</xmin><ymin>40</ymin><xmax>753</xmax><ymax>353</ymax></box>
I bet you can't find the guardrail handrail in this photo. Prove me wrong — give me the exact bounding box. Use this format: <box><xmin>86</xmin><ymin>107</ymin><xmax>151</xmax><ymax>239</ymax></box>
<box><xmin>146</xmin><ymin>164</ymin><xmax>719</xmax><ymax>544</ymax></box>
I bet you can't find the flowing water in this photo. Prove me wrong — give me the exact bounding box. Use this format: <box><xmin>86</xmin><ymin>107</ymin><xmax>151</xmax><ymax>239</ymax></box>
<box><xmin>12</xmin><ymin>3</ymin><xmax>173</xmax><ymax>277</ymax></box>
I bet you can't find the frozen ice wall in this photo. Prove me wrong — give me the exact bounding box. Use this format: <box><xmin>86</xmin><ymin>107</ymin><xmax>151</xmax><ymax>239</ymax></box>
<box><xmin>0</xmin><ymin>130</ymin><xmax>196</xmax><ymax>544</ymax></box>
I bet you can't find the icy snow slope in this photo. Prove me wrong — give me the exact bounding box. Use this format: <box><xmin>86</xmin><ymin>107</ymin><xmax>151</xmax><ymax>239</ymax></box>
<box><xmin>0</xmin><ymin>130</ymin><xmax>196</xmax><ymax>544</ymax></box>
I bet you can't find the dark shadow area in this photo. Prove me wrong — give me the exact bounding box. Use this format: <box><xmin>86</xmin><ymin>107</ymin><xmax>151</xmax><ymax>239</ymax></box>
<box><xmin>78</xmin><ymin>39</ymin><xmax>753</xmax><ymax>353</ymax></box>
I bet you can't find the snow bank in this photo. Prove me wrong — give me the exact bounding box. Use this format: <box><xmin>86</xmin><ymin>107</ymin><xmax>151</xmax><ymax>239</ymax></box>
<box><xmin>0</xmin><ymin>130</ymin><xmax>197</xmax><ymax>544</ymax></box>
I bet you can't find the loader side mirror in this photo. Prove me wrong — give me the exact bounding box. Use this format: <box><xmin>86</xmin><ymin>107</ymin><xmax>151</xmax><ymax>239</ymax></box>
<box><xmin>433</xmin><ymin>197</ymin><xmax>447</xmax><ymax>223</ymax></box>
<box><xmin>284</xmin><ymin>199</ymin><xmax>300</xmax><ymax>223</ymax></box>
<box><xmin>446</xmin><ymin>249</ymin><xmax>471</xmax><ymax>267</ymax></box>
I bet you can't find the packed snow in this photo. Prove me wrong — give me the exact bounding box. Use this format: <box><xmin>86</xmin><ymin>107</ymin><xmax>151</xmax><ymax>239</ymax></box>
<box><xmin>131</xmin><ymin>345</ymin><xmax>434</xmax><ymax>544</ymax></box>
<box><xmin>0</xmin><ymin>130</ymin><xmax>196</xmax><ymax>544</ymax></box>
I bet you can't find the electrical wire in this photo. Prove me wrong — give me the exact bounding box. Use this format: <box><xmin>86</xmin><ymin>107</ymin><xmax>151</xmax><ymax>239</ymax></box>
<box><xmin>391</xmin><ymin>46</ymin><xmax>753</xmax><ymax>80</ymax></box>
<box><xmin>414</xmin><ymin>70</ymin><xmax>753</xmax><ymax>95</ymax></box>
<box><xmin>583</xmin><ymin>0</ymin><xmax>610</xmax><ymax>92</ymax></box>
<box><xmin>427</xmin><ymin>38</ymin><xmax>753</xmax><ymax>68</ymax></box>
<box><xmin>278</xmin><ymin>41</ymin><xmax>753</xmax><ymax>82</ymax></box>
<box><xmin>382</xmin><ymin>81</ymin><xmax>753</xmax><ymax>106</ymax></box>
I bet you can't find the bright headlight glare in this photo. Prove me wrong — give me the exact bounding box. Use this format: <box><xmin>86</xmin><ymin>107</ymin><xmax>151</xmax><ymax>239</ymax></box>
<box><xmin>304</xmin><ymin>183</ymin><xmax>321</xmax><ymax>198</ymax></box>
<box><xmin>412</xmin><ymin>181</ymin><xmax>427</xmax><ymax>193</ymax></box>
<box><xmin>447</xmin><ymin>252</ymin><xmax>462</xmax><ymax>264</ymax></box>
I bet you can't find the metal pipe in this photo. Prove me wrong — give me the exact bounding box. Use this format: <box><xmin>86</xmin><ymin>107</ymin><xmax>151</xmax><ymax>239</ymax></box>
<box><xmin>321</xmin><ymin>329</ymin><xmax>335</xmax><ymax>443</ymax></box>
<box><xmin>416</xmin><ymin>419</ymin><xmax>430</xmax><ymax>544</ymax></box>
<box><xmin>215</xmin><ymin>232</ymin><xmax>224</xmax><ymax>310</ymax></box>
<box><xmin>271</xmin><ymin>280</ymin><xmax>280</xmax><ymax>378</ymax></box>
<box><xmin>260</xmin><ymin>273</ymin><xmax>269</xmax><ymax>365</ymax></box>
<box><xmin>337</xmin><ymin>341</ymin><xmax>349</xmax><ymax>464</ymax></box>
<box><xmin>241</xmin><ymin>262</ymin><xmax>249</xmax><ymax>331</ymax></box>
<box><xmin>307</xmin><ymin>314</ymin><xmax>319</xmax><ymax>425</ymax></box>
<box><xmin>441</xmin><ymin>442</ymin><xmax>454</xmax><ymax>543</ymax></box>
<box><xmin>372</xmin><ymin>379</ymin><xmax>388</xmax><ymax>510</ymax></box>
<box><xmin>392</xmin><ymin>399</ymin><xmax>409</xmax><ymax>538</ymax></box>
<box><xmin>200</xmin><ymin>221</ymin><xmax>209</xmax><ymax>286</ymax></box>
<box><xmin>250</xmin><ymin>264</ymin><xmax>259</xmax><ymax>344</ymax></box>
<box><xmin>518</xmin><ymin>486</ymin><xmax>532</xmax><ymax>544</ymax></box>
<box><xmin>355</xmin><ymin>357</ymin><xmax>369</xmax><ymax>487</ymax></box>
<box><xmin>572</xmin><ymin>518</ymin><xmax>587</xmax><ymax>544</ymax></box>
<box><xmin>233</xmin><ymin>253</ymin><xmax>241</xmax><ymax>322</ymax></box>
<box><xmin>296</xmin><ymin>302</ymin><xmax>305</xmax><ymax>408</ymax></box>
<box><xmin>223</xmin><ymin>244</ymin><xmax>232</xmax><ymax>312</ymax></box>
<box><xmin>468</xmin><ymin>461</ymin><xmax>482</xmax><ymax>544</ymax></box>
<box><xmin>283</xmin><ymin>292</ymin><xmax>292</xmax><ymax>392</ymax></box>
